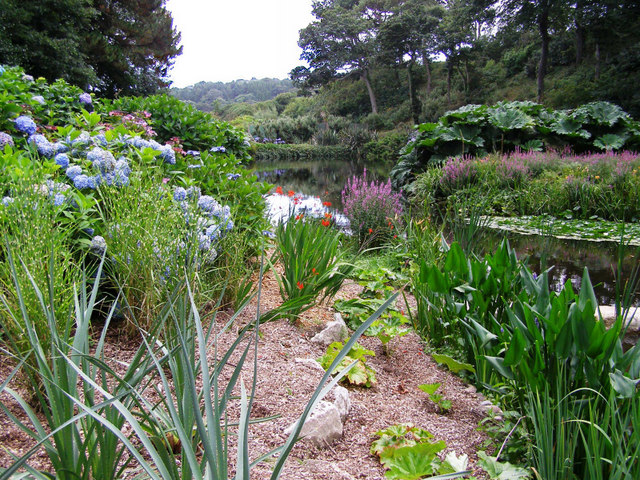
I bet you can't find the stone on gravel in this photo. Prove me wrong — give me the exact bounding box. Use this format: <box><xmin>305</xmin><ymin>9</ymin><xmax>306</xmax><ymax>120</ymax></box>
<box><xmin>332</xmin><ymin>385</ymin><xmax>351</xmax><ymax>421</ymax></box>
<box><xmin>284</xmin><ymin>400</ymin><xmax>343</xmax><ymax>447</ymax></box>
<box><xmin>311</xmin><ymin>313</ymin><xmax>348</xmax><ymax>346</ymax></box>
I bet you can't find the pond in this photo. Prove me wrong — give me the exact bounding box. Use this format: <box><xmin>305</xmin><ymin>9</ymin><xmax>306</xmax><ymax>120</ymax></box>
<box><xmin>251</xmin><ymin>158</ymin><xmax>390</xmax><ymax>209</ymax></box>
<box><xmin>475</xmin><ymin>228</ymin><xmax>639</xmax><ymax>306</ymax></box>
<box><xmin>252</xmin><ymin>157</ymin><xmax>639</xmax><ymax>306</ymax></box>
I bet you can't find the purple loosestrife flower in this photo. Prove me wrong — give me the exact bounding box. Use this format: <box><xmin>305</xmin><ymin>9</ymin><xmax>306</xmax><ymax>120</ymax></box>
<box><xmin>0</xmin><ymin>132</ymin><xmax>14</xmax><ymax>147</ymax></box>
<box><xmin>14</xmin><ymin>116</ymin><xmax>37</xmax><ymax>135</ymax></box>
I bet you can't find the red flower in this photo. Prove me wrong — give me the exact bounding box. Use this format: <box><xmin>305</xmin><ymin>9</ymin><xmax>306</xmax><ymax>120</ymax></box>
<box><xmin>297</xmin><ymin>281</ymin><xmax>304</xmax><ymax>290</ymax></box>
<box><xmin>312</xmin><ymin>268</ymin><xmax>319</xmax><ymax>275</ymax></box>
<box><xmin>390</xmin><ymin>224</ymin><xmax>394</xmax><ymax>230</ymax></box>
<box><xmin>275</xmin><ymin>186</ymin><xmax>284</xmax><ymax>195</ymax></box>
<box><xmin>323</xmin><ymin>201</ymin><xmax>332</xmax><ymax>207</ymax></box>
<box><xmin>295</xmin><ymin>214</ymin><xmax>303</xmax><ymax>221</ymax></box>
<box><xmin>368</xmin><ymin>228</ymin><xmax>373</xmax><ymax>234</ymax></box>
<box><xmin>393</xmin><ymin>234</ymin><xmax>397</xmax><ymax>239</ymax></box>
<box><xmin>324</xmin><ymin>212</ymin><xmax>332</xmax><ymax>219</ymax></box>
<box><xmin>321</xmin><ymin>219</ymin><xmax>331</xmax><ymax>227</ymax></box>
<box><xmin>288</xmin><ymin>190</ymin><xmax>295</xmax><ymax>197</ymax></box>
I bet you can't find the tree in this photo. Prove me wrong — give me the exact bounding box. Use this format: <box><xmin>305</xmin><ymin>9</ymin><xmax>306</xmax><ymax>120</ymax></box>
<box><xmin>0</xmin><ymin>0</ymin><xmax>182</xmax><ymax>96</ymax></box>
<box><xmin>0</xmin><ymin>0</ymin><xmax>97</xmax><ymax>86</ymax></box>
<box><xmin>86</xmin><ymin>0</ymin><xmax>182</xmax><ymax>96</ymax></box>
<box><xmin>377</xmin><ymin>0</ymin><xmax>444</xmax><ymax>123</ymax></box>
<box><xmin>498</xmin><ymin>0</ymin><xmax>570</xmax><ymax>102</ymax></box>
<box><xmin>293</xmin><ymin>0</ymin><xmax>382</xmax><ymax>114</ymax></box>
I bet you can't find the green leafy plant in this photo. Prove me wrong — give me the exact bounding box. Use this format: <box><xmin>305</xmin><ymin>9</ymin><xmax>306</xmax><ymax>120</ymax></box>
<box><xmin>476</xmin><ymin>451</ymin><xmax>531</xmax><ymax>479</ymax></box>
<box><xmin>418</xmin><ymin>382</ymin><xmax>452</xmax><ymax>413</ymax></box>
<box><xmin>318</xmin><ymin>341</ymin><xmax>377</xmax><ymax>387</ymax></box>
<box><xmin>371</xmin><ymin>424</ymin><xmax>470</xmax><ymax>480</ymax></box>
<box><xmin>273</xmin><ymin>214</ymin><xmax>353</xmax><ymax>320</ymax></box>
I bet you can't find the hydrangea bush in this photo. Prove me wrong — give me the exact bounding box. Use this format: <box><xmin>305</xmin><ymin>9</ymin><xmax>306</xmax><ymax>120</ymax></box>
<box><xmin>0</xmin><ymin>64</ymin><xmax>271</xmax><ymax>336</ymax></box>
<box><xmin>342</xmin><ymin>169</ymin><xmax>403</xmax><ymax>247</ymax></box>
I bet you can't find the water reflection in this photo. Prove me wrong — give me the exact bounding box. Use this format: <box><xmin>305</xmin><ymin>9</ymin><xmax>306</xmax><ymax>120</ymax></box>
<box><xmin>478</xmin><ymin>229</ymin><xmax>639</xmax><ymax>305</ymax></box>
<box><xmin>251</xmin><ymin>159</ymin><xmax>389</xmax><ymax>209</ymax></box>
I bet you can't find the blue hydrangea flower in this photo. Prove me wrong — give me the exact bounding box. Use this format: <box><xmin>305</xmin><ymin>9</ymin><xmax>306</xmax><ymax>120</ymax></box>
<box><xmin>31</xmin><ymin>95</ymin><xmax>45</xmax><ymax>105</ymax></box>
<box><xmin>114</xmin><ymin>171</ymin><xmax>129</xmax><ymax>187</ymax></box>
<box><xmin>173</xmin><ymin>187</ymin><xmax>187</xmax><ymax>202</ymax></box>
<box><xmin>101</xmin><ymin>172</ymin><xmax>115</xmax><ymax>186</ymax></box>
<box><xmin>197</xmin><ymin>195</ymin><xmax>221</xmax><ymax>216</ymax></box>
<box><xmin>53</xmin><ymin>193</ymin><xmax>65</xmax><ymax>206</ymax></box>
<box><xmin>2</xmin><ymin>196</ymin><xmax>13</xmax><ymax>207</ymax></box>
<box><xmin>199</xmin><ymin>234</ymin><xmax>212</xmax><ymax>251</ymax></box>
<box><xmin>130</xmin><ymin>137</ymin><xmax>151</xmax><ymax>149</ymax></box>
<box><xmin>14</xmin><ymin>116</ymin><xmax>37</xmax><ymax>135</ymax></box>
<box><xmin>87</xmin><ymin>146</ymin><xmax>105</xmax><ymax>164</ymax></box>
<box><xmin>224</xmin><ymin>219</ymin><xmax>234</xmax><ymax>231</ymax></box>
<box><xmin>115</xmin><ymin>158</ymin><xmax>130</xmax><ymax>176</ymax></box>
<box><xmin>72</xmin><ymin>131</ymin><xmax>91</xmax><ymax>147</ymax></box>
<box><xmin>226</xmin><ymin>173</ymin><xmax>241</xmax><ymax>180</ymax></box>
<box><xmin>149</xmin><ymin>140</ymin><xmax>162</xmax><ymax>151</ymax></box>
<box><xmin>54</xmin><ymin>153</ymin><xmax>70</xmax><ymax>169</ymax></box>
<box><xmin>22</xmin><ymin>74</ymin><xmax>34</xmax><ymax>82</ymax></box>
<box><xmin>186</xmin><ymin>186</ymin><xmax>201</xmax><ymax>200</ymax></box>
<box><xmin>54</xmin><ymin>142</ymin><xmax>69</xmax><ymax>154</ymax></box>
<box><xmin>160</xmin><ymin>145</ymin><xmax>176</xmax><ymax>164</ymax></box>
<box><xmin>79</xmin><ymin>93</ymin><xmax>92</xmax><ymax>105</ymax></box>
<box><xmin>205</xmin><ymin>224</ymin><xmax>220</xmax><ymax>240</ymax></box>
<box><xmin>186</xmin><ymin>150</ymin><xmax>200</xmax><ymax>156</ymax></box>
<box><xmin>210</xmin><ymin>146</ymin><xmax>226</xmax><ymax>153</ymax></box>
<box><xmin>0</xmin><ymin>132</ymin><xmax>14</xmax><ymax>147</ymax></box>
<box><xmin>87</xmin><ymin>176</ymin><xmax>100</xmax><ymax>189</ymax></box>
<box><xmin>93</xmin><ymin>134</ymin><xmax>107</xmax><ymax>146</ymax></box>
<box><xmin>28</xmin><ymin>134</ymin><xmax>55</xmax><ymax>157</ymax></box>
<box><xmin>83</xmin><ymin>228</ymin><xmax>95</xmax><ymax>236</ymax></box>
<box><xmin>66</xmin><ymin>165</ymin><xmax>82</xmax><ymax>180</ymax></box>
<box><xmin>90</xmin><ymin>235</ymin><xmax>107</xmax><ymax>255</ymax></box>
<box><xmin>74</xmin><ymin>174</ymin><xmax>90</xmax><ymax>189</ymax></box>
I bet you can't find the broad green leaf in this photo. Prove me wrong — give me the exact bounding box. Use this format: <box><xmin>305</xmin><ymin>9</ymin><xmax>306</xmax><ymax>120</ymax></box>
<box><xmin>484</xmin><ymin>356</ymin><xmax>514</xmax><ymax>380</ymax></box>
<box><xmin>439</xmin><ymin>451</ymin><xmax>469</xmax><ymax>474</ymax></box>
<box><xmin>431</xmin><ymin>353</ymin><xmax>475</xmax><ymax>374</ymax></box>
<box><xmin>384</xmin><ymin>441</ymin><xmax>446</xmax><ymax>480</ymax></box>
<box><xmin>594</xmin><ymin>134</ymin><xmax>626</xmax><ymax>151</ymax></box>
<box><xmin>504</xmin><ymin>329</ymin><xmax>525</xmax><ymax>367</ymax></box>
<box><xmin>477</xmin><ymin>451</ymin><xmax>531</xmax><ymax>479</ymax></box>
<box><xmin>609</xmin><ymin>370</ymin><xmax>638</xmax><ymax>398</ymax></box>
<box><xmin>418</xmin><ymin>382</ymin><xmax>441</xmax><ymax>395</ymax></box>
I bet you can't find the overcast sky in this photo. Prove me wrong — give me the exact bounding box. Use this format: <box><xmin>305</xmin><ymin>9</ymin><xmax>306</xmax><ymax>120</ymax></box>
<box><xmin>165</xmin><ymin>0</ymin><xmax>314</xmax><ymax>87</ymax></box>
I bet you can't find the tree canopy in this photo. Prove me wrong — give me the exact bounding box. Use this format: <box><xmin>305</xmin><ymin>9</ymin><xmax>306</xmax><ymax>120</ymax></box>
<box><xmin>0</xmin><ymin>0</ymin><xmax>182</xmax><ymax>96</ymax></box>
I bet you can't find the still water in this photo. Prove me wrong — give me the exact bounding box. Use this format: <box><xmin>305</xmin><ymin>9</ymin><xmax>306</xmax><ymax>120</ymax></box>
<box><xmin>252</xmin><ymin>158</ymin><xmax>638</xmax><ymax>306</ymax></box>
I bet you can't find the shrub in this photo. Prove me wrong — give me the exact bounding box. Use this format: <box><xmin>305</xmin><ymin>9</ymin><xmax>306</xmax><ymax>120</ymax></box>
<box><xmin>342</xmin><ymin>169</ymin><xmax>403</xmax><ymax>247</ymax></box>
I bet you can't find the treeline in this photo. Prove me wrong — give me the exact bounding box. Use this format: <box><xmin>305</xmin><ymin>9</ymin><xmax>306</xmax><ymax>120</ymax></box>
<box><xmin>0</xmin><ymin>0</ymin><xmax>181</xmax><ymax>97</ymax></box>
<box><xmin>171</xmin><ymin>78</ymin><xmax>294</xmax><ymax>112</ymax></box>
<box><xmin>290</xmin><ymin>0</ymin><xmax>640</xmax><ymax>121</ymax></box>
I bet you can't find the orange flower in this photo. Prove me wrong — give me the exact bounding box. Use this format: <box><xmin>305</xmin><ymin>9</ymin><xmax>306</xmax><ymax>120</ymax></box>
<box><xmin>297</xmin><ymin>281</ymin><xmax>304</xmax><ymax>290</ymax></box>
<box><xmin>288</xmin><ymin>190</ymin><xmax>295</xmax><ymax>197</ymax></box>
<box><xmin>312</xmin><ymin>268</ymin><xmax>319</xmax><ymax>275</ymax></box>
<box><xmin>275</xmin><ymin>186</ymin><xmax>283</xmax><ymax>195</ymax></box>
<box><xmin>390</xmin><ymin>224</ymin><xmax>394</xmax><ymax>230</ymax></box>
<box><xmin>295</xmin><ymin>214</ymin><xmax>303</xmax><ymax>220</ymax></box>
<box><xmin>393</xmin><ymin>234</ymin><xmax>397</xmax><ymax>239</ymax></box>
<box><xmin>368</xmin><ymin>228</ymin><xmax>373</xmax><ymax>234</ymax></box>
<box><xmin>321</xmin><ymin>219</ymin><xmax>330</xmax><ymax>227</ymax></box>
<box><xmin>324</xmin><ymin>212</ymin><xmax>332</xmax><ymax>219</ymax></box>
<box><xmin>323</xmin><ymin>201</ymin><xmax>332</xmax><ymax>207</ymax></box>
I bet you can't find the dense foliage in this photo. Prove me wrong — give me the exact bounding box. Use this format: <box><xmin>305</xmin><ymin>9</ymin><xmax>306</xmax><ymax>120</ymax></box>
<box><xmin>0</xmin><ymin>0</ymin><xmax>182</xmax><ymax>96</ymax></box>
<box><xmin>391</xmin><ymin>100</ymin><xmax>640</xmax><ymax>190</ymax></box>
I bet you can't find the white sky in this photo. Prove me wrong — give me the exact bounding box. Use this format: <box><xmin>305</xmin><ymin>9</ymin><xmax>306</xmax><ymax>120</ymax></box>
<box><xmin>165</xmin><ymin>0</ymin><xmax>314</xmax><ymax>87</ymax></box>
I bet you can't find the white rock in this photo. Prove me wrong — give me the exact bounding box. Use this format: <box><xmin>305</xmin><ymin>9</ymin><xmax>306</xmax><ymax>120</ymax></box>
<box><xmin>284</xmin><ymin>400</ymin><xmax>343</xmax><ymax>447</ymax></box>
<box><xmin>311</xmin><ymin>313</ymin><xmax>349</xmax><ymax>346</ymax></box>
<box><xmin>332</xmin><ymin>385</ymin><xmax>351</xmax><ymax>421</ymax></box>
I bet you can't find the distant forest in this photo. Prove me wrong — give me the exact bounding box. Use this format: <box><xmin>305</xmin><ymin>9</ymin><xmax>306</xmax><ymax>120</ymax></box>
<box><xmin>171</xmin><ymin>78</ymin><xmax>294</xmax><ymax>112</ymax></box>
